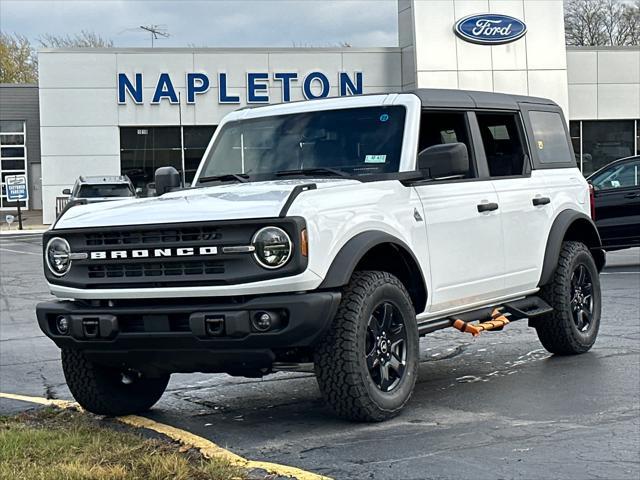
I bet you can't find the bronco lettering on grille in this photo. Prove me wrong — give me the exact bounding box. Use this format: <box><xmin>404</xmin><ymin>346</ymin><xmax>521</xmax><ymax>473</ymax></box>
<box><xmin>89</xmin><ymin>246</ymin><xmax>218</xmax><ymax>260</ymax></box>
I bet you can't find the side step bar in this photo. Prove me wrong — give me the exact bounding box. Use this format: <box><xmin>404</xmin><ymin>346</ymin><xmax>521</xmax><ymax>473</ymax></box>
<box><xmin>503</xmin><ymin>296</ymin><xmax>553</xmax><ymax>319</ymax></box>
<box><xmin>417</xmin><ymin>295</ymin><xmax>553</xmax><ymax>336</ymax></box>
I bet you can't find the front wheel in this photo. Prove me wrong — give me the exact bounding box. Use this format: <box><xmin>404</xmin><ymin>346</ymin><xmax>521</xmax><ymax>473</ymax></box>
<box><xmin>536</xmin><ymin>241</ymin><xmax>601</xmax><ymax>355</ymax></box>
<box><xmin>314</xmin><ymin>271</ymin><xmax>419</xmax><ymax>422</ymax></box>
<box><xmin>62</xmin><ymin>348</ymin><xmax>169</xmax><ymax>415</ymax></box>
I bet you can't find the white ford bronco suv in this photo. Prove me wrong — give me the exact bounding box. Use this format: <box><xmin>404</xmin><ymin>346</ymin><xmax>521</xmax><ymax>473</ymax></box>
<box><xmin>38</xmin><ymin>89</ymin><xmax>605</xmax><ymax>422</ymax></box>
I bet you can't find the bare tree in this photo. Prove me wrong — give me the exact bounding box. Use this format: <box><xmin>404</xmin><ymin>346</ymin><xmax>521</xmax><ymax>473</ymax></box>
<box><xmin>0</xmin><ymin>33</ymin><xmax>38</xmax><ymax>84</ymax></box>
<box><xmin>565</xmin><ymin>0</ymin><xmax>640</xmax><ymax>46</ymax></box>
<box><xmin>38</xmin><ymin>30</ymin><xmax>114</xmax><ymax>48</ymax></box>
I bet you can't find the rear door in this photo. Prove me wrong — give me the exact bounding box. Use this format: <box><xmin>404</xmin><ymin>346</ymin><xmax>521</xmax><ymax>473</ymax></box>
<box><xmin>414</xmin><ymin>110</ymin><xmax>505</xmax><ymax>313</ymax></box>
<box><xmin>474</xmin><ymin>111</ymin><xmax>553</xmax><ymax>295</ymax></box>
<box><xmin>590</xmin><ymin>158</ymin><xmax>640</xmax><ymax>249</ymax></box>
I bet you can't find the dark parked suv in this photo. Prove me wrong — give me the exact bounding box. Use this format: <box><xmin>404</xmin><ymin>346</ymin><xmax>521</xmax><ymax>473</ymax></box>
<box><xmin>588</xmin><ymin>156</ymin><xmax>640</xmax><ymax>250</ymax></box>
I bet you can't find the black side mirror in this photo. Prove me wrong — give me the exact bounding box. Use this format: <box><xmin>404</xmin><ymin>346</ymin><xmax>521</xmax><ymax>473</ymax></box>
<box><xmin>62</xmin><ymin>188</ymin><xmax>71</xmax><ymax>195</ymax></box>
<box><xmin>154</xmin><ymin>166</ymin><xmax>182</xmax><ymax>195</ymax></box>
<box><xmin>418</xmin><ymin>143</ymin><xmax>469</xmax><ymax>178</ymax></box>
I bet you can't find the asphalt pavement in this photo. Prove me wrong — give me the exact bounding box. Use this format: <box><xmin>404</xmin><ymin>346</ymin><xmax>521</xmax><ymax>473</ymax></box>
<box><xmin>1</xmin><ymin>235</ymin><xmax>638</xmax><ymax>480</ymax></box>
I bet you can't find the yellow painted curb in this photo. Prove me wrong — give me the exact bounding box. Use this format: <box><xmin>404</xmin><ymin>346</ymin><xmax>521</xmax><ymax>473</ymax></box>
<box><xmin>0</xmin><ymin>392</ymin><xmax>332</xmax><ymax>480</ymax></box>
<box><xmin>0</xmin><ymin>392</ymin><xmax>77</xmax><ymax>409</ymax></box>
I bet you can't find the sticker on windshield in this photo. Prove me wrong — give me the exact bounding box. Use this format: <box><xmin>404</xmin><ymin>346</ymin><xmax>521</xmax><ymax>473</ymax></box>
<box><xmin>379</xmin><ymin>114</ymin><xmax>389</xmax><ymax>122</ymax></box>
<box><xmin>365</xmin><ymin>155</ymin><xmax>387</xmax><ymax>164</ymax></box>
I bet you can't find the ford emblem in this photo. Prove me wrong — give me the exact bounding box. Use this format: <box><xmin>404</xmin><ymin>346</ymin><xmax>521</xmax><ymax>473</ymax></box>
<box><xmin>454</xmin><ymin>14</ymin><xmax>527</xmax><ymax>45</ymax></box>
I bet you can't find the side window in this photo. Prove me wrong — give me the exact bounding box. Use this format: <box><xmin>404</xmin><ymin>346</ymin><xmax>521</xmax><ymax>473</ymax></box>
<box><xmin>591</xmin><ymin>160</ymin><xmax>640</xmax><ymax>191</ymax></box>
<box><xmin>476</xmin><ymin>113</ymin><xmax>527</xmax><ymax>177</ymax></box>
<box><xmin>529</xmin><ymin>111</ymin><xmax>573</xmax><ymax>165</ymax></box>
<box><xmin>418</xmin><ymin>111</ymin><xmax>475</xmax><ymax>178</ymax></box>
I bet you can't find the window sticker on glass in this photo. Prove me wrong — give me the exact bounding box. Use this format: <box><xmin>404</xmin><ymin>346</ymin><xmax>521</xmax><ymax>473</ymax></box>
<box><xmin>379</xmin><ymin>114</ymin><xmax>389</xmax><ymax>122</ymax></box>
<box><xmin>537</xmin><ymin>140</ymin><xmax>544</xmax><ymax>150</ymax></box>
<box><xmin>365</xmin><ymin>154</ymin><xmax>387</xmax><ymax>164</ymax></box>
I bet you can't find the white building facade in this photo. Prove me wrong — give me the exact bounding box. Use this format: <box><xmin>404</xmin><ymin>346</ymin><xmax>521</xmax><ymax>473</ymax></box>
<box><xmin>31</xmin><ymin>0</ymin><xmax>640</xmax><ymax>223</ymax></box>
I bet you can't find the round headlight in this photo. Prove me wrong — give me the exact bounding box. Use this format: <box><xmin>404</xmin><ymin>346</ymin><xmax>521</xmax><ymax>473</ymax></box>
<box><xmin>46</xmin><ymin>237</ymin><xmax>72</xmax><ymax>276</ymax></box>
<box><xmin>252</xmin><ymin>227</ymin><xmax>292</xmax><ymax>269</ymax></box>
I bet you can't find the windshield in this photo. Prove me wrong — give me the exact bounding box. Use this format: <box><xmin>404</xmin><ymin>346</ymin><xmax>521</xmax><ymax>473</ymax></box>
<box><xmin>77</xmin><ymin>184</ymin><xmax>134</xmax><ymax>198</ymax></box>
<box><xmin>197</xmin><ymin>106</ymin><xmax>406</xmax><ymax>181</ymax></box>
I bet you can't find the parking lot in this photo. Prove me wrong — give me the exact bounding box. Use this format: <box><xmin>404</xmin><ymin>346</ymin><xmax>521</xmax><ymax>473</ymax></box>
<box><xmin>1</xmin><ymin>234</ymin><xmax>639</xmax><ymax>480</ymax></box>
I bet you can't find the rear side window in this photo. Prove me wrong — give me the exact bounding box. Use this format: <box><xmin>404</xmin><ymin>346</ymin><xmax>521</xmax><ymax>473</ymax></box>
<box><xmin>476</xmin><ymin>113</ymin><xmax>527</xmax><ymax>177</ymax></box>
<box><xmin>529</xmin><ymin>111</ymin><xmax>573</xmax><ymax>164</ymax></box>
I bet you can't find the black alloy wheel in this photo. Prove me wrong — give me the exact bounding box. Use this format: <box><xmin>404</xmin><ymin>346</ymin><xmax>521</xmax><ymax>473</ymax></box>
<box><xmin>314</xmin><ymin>271</ymin><xmax>419</xmax><ymax>421</ymax></box>
<box><xmin>366</xmin><ymin>302</ymin><xmax>408</xmax><ymax>392</ymax></box>
<box><xmin>570</xmin><ymin>264</ymin><xmax>594</xmax><ymax>333</ymax></box>
<box><xmin>536</xmin><ymin>241</ymin><xmax>601</xmax><ymax>355</ymax></box>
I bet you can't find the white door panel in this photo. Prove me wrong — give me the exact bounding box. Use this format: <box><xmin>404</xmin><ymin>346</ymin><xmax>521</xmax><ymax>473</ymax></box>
<box><xmin>491</xmin><ymin>172</ymin><xmax>553</xmax><ymax>294</ymax></box>
<box><xmin>416</xmin><ymin>181</ymin><xmax>504</xmax><ymax>312</ymax></box>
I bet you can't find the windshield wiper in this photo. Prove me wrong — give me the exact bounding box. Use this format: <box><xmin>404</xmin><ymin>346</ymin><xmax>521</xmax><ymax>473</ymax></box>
<box><xmin>199</xmin><ymin>173</ymin><xmax>250</xmax><ymax>184</ymax></box>
<box><xmin>275</xmin><ymin>167</ymin><xmax>350</xmax><ymax>179</ymax></box>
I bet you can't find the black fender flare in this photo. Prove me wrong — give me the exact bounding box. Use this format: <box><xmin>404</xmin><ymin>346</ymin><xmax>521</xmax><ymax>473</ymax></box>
<box><xmin>318</xmin><ymin>231</ymin><xmax>428</xmax><ymax>311</ymax></box>
<box><xmin>538</xmin><ymin>209</ymin><xmax>605</xmax><ymax>287</ymax></box>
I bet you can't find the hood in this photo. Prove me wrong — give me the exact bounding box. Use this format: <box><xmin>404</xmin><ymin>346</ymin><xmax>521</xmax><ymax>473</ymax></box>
<box><xmin>54</xmin><ymin>178</ymin><xmax>359</xmax><ymax>229</ymax></box>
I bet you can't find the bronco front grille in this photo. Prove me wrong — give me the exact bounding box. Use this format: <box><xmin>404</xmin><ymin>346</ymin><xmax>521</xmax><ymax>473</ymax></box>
<box><xmin>45</xmin><ymin>218</ymin><xmax>307</xmax><ymax>289</ymax></box>
<box><xmin>84</xmin><ymin>226</ymin><xmax>222</xmax><ymax>246</ymax></box>
<box><xmin>88</xmin><ymin>261</ymin><xmax>225</xmax><ymax>279</ymax></box>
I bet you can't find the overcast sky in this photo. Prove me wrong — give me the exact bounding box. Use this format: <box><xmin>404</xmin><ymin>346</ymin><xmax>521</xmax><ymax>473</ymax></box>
<box><xmin>1</xmin><ymin>0</ymin><xmax>399</xmax><ymax>48</ymax></box>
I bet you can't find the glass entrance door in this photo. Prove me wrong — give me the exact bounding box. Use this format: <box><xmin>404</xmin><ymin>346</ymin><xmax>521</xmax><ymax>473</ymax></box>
<box><xmin>0</xmin><ymin>120</ymin><xmax>28</xmax><ymax>210</ymax></box>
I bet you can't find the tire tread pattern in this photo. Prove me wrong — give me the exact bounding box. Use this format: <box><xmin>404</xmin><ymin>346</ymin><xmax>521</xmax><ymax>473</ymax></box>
<box><xmin>536</xmin><ymin>241</ymin><xmax>600</xmax><ymax>355</ymax></box>
<box><xmin>62</xmin><ymin>348</ymin><xmax>168</xmax><ymax>416</ymax></box>
<box><xmin>314</xmin><ymin>271</ymin><xmax>417</xmax><ymax>422</ymax></box>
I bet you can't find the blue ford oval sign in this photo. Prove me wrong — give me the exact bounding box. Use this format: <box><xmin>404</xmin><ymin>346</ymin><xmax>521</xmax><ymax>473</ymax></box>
<box><xmin>454</xmin><ymin>14</ymin><xmax>527</xmax><ymax>45</ymax></box>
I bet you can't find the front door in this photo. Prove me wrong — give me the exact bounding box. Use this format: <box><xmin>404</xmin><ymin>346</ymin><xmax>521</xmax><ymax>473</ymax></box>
<box><xmin>414</xmin><ymin>111</ymin><xmax>505</xmax><ymax>314</ymax></box>
<box><xmin>417</xmin><ymin>181</ymin><xmax>504</xmax><ymax>313</ymax></box>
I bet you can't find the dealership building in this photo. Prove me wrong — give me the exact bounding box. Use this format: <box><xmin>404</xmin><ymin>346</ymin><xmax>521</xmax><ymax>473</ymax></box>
<box><xmin>0</xmin><ymin>0</ymin><xmax>638</xmax><ymax>224</ymax></box>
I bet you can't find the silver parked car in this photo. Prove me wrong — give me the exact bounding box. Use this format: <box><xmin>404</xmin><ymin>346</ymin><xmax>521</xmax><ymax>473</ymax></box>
<box><xmin>63</xmin><ymin>175</ymin><xmax>139</xmax><ymax>205</ymax></box>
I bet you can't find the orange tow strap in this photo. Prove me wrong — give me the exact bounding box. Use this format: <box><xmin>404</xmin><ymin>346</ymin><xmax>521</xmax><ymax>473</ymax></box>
<box><xmin>452</xmin><ymin>308</ymin><xmax>510</xmax><ymax>337</ymax></box>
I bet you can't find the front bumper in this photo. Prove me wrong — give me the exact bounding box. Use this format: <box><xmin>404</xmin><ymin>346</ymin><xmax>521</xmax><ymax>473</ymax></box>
<box><xmin>36</xmin><ymin>291</ymin><xmax>341</xmax><ymax>375</ymax></box>
<box><xmin>46</xmin><ymin>269</ymin><xmax>324</xmax><ymax>299</ymax></box>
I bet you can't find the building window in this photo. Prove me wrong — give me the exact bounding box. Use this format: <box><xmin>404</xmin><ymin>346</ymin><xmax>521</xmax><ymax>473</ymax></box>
<box><xmin>569</xmin><ymin>121</ymin><xmax>581</xmax><ymax>168</ymax></box>
<box><xmin>120</xmin><ymin>126</ymin><xmax>216</xmax><ymax>195</ymax></box>
<box><xmin>636</xmin><ymin>120</ymin><xmax>640</xmax><ymax>155</ymax></box>
<box><xmin>581</xmin><ymin>120</ymin><xmax>635</xmax><ymax>176</ymax></box>
<box><xmin>0</xmin><ymin>120</ymin><xmax>27</xmax><ymax>210</ymax></box>
<box><xmin>184</xmin><ymin>126</ymin><xmax>216</xmax><ymax>184</ymax></box>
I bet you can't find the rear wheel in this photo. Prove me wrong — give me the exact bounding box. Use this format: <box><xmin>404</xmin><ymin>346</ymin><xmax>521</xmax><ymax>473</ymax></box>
<box><xmin>314</xmin><ymin>271</ymin><xmax>419</xmax><ymax>422</ymax></box>
<box><xmin>536</xmin><ymin>241</ymin><xmax>601</xmax><ymax>355</ymax></box>
<box><xmin>62</xmin><ymin>348</ymin><xmax>169</xmax><ymax>415</ymax></box>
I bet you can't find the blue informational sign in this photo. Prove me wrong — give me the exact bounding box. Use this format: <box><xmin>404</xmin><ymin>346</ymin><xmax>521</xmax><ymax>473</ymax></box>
<box><xmin>6</xmin><ymin>175</ymin><xmax>28</xmax><ymax>201</ymax></box>
<box><xmin>454</xmin><ymin>14</ymin><xmax>527</xmax><ymax>45</ymax></box>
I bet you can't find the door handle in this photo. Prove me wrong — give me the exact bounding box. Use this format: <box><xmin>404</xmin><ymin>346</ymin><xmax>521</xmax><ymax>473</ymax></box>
<box><xmin>623</xmin><ymin>192</ymin><xmax>640</xmax><ymax>199</ymax></box>
<box><xmin>532</xmin><ymin>196</ymin><xmax>551</xmax><ymax>206</ymax></box>
<box><xmin>477</xmin><ymin>202</ymin><xmax>499</xmax><ymax>213</ymax></box>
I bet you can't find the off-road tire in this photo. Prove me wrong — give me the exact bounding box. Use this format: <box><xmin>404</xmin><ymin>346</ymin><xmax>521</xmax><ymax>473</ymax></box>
<box><xmin>536</xmin><ymin>241</ymin><xmax>601</xmax><ymax>355</ymax></box>
<box><xmin>314</xmin><ymin>271</ymin><xmax>419</xmax><ymax>422</ymax></box>
<box><xmin>62</xmin><ymin>348</ymin><xmax>169</xmax><ymax>415</ymax></box>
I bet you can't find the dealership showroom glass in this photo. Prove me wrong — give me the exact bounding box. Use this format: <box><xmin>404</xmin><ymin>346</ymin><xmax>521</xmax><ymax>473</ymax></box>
<box><xmin>0</xmin><ymin>0</ymin><xmax>638</xmax><ymax>224</ymax></box>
